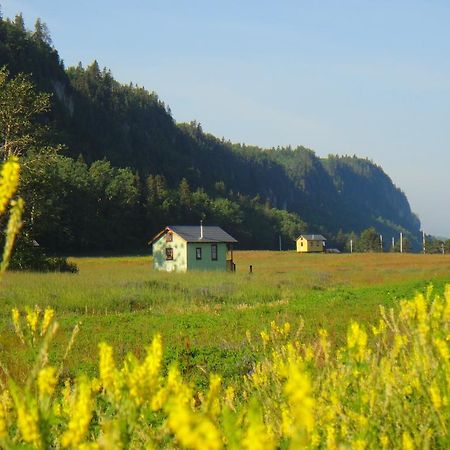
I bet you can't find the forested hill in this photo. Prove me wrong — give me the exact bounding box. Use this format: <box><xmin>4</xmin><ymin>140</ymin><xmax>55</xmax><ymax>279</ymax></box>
<box><xmin>0</xmin><ymin>13</ymin><xmax>421</xmax><ymax>252</ymax></box>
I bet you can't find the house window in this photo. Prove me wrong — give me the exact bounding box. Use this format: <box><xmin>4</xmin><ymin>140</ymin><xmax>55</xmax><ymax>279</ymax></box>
<box><xmin>166</xmin><ymin>248</ymin><xmax>173</xmax><ymax>260</ymax></box>
<box><xmin>196</xmin><ymin>247</ymin><xmax>202</xmax><ymax>260</ymax></box>
<box><xmin>301</xmin><ymin>241</ymin><xmax>303</xmax><ymax>247</ymax></box>
<box><xmin>211</xmin><ymin>244</ymin><xmax>218</xmax><ymax>261</ymax></box>
<box><xmin>166</xmin><ymin>232</ymin><xmax>173</xmax><ymax>242</ymax></box>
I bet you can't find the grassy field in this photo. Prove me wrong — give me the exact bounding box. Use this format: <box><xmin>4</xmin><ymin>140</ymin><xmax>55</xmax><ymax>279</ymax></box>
<box><xmin>1</xmin><ymin>251</ymin><xmax>450</xmax><ymax>386</ymax></box>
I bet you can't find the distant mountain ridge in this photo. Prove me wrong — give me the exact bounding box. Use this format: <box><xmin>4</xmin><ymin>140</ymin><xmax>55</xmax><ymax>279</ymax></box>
<box><xmin>0</xmin><ymin>13</ymin><xmax>421</xmax><ymax>250</ymax></box>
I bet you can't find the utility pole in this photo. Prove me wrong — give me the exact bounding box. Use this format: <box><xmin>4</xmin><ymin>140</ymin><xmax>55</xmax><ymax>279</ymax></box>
<box><xmin>400</xmin><ymin>232</ymin><xmax>403</xmax><ymax>253</ymax></box>
<box><xmin>350</xmin><ymin>239</ymin><xmax>353</xmax><ymax>254</ymax></box>
<box><xmin>279</xmin><ymin>235</ymin><xmax>282</xmax><ymax>251</ymax></box>
<box><xmin>423</xmin><ymin>230</ymin><xmax>426</xmax><ymax>254</ymax></box>
<box><xmin>392</xmin><ymin>236</ymin><xmax>395</xmax><ymax>251</ymax></box>
<box><xmin>441</xmin><ymin>243</ymin><xmax>445</xmax><ymax>255</ymax></box>
<box><xmin>380</xmin><ymin>234</ymin><xmax>383</xmax><ymax>252</ymax></box>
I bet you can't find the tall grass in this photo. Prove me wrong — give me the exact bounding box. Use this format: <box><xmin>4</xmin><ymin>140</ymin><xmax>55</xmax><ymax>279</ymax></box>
<box><xmin>1</xmin><ymin>253</ymin><xmax>449</xmax><ymax>386</ymax></box>
<box><xmin>1</xmin><ymin>285</ymin><xmax>448</xmax><ymax>448</ymax></box>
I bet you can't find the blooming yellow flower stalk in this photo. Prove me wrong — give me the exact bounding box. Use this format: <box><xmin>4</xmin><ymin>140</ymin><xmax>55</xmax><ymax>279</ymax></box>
<box><xmin>319</xmin><ymin>328</ymin><xmax>330</xmax><ymax>362</ymax></box>
<box><xmin>224</xmin><ymin>386</ymin><xmax>235</xmax><ymax>410</ymax></box>
<box><xmin>61</xmin><ymin>377</ymin><xmax>94</xmax><ymax>448</ymax></box>
<box><xmin>0</xmin><ymin>157</ymin><xmax>20</xmax><ymax>215</ymax></box>
<box><xmin>40</xmin><ymin>307</ymin><xmax>54</xmax><ymax>336</ymax></box>
<box><xmin>283</xmin><ymin>359</ymin><xmax>314</xmax><ymax>438</ymax></box>
<box><xmin>13</xmin><ymin>396</ymin><xmax>41</xmax><ymax>448</ymax></box>
<box><xmin>203</xmin><ymin>374</ymin><xmax>222</xmax><ymax>418</ymax></box>
<box><xmin>25</xmin><ymin>306</ymin><xmax>40</xmax><ymax>334</ymax></box>
<box><xmin>429</xmin><ymin>381</ymin><xmax>442</xmax><ymax>410</ymax></box>
<box><xmin>98</xmin><ymin>342</ymin><xmax>117</xmax><ymax>396</ymax></box>
<box><xmin>241</xmin><ymin>403</ymin><xmax>276</xmax><ymax>450</ymax></box>
<box><xmin>433</xmin><ymin>338</ymin><xmax>449</xmax><ymax>361</ymax></box>
<box><xmin>167</xmin><ymin>400</ymin><xmax>223</xmax><ymax>450</ymax></box>
<box><xmin>61</xmin><ymin>379</ymin><xmax>72</xmax><ymax>415</ymax></box>
<box><xmin>11</xmin><ymin>307</ymin><xmax>25</xmax><ymax>343</ymax></box>
<box><xmin>1</xmin><ymin>197</ymin><xmax>24</xmax><ymax>272</ymax></box>
<box><xmin>11</xmin><ymin>307</ymin><xmax>20</xmax><ymax>331</ymax></box>
<box><xmin>326</xmin><ymin>425</ymin><xmax>336</xmax><ymax>450</ymax></box>
<box><xmin>0</xmin><ymin>399</ymin><xmax>7</xmax><ymax>438</ymax></box>
<box><xmin>38</xmin><ymin>366</ymin><xmax>57</xmax><ymax>399</ymax></box>
<box><xmin>402</xmin><ymin>432</ymin><xmax>414</xmax><ymax>450</ymax></box>
<box><xmin>166</xmin><ymin>365</ymin><xmax>192</xmax><ymax>406</ymax></box>
<box><xmin>347</xmin><ymin>322</ymin><xmax>368</xmax><ymax>362</ymax></box>
<box><xmin>260</xmin><ymin>331</ymin><xmax>270</xmax><ymax>346</ymax></box>
<box><xmin>126</xmin><ymin>333</ymin><xmax>162</xmax><ymax>405</ymax></box>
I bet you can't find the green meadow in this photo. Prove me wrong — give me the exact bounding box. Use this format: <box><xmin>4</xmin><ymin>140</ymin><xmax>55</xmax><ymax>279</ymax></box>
<box><xmin>1</xmin><ymin>251</ymin><xmax>450</xmax><ymax>387</ymax></box>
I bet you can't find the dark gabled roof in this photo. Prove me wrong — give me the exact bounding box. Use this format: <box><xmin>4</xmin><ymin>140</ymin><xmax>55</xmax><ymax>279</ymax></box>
<box><xmin>151</xmin><ymin>225</ymin><xmax>237</xmax><ymax>244</ymax></box>
<box><xmin>296</xmin><ymin>234</ymin><xmax>327</xmax><ymax>241</ymax></box>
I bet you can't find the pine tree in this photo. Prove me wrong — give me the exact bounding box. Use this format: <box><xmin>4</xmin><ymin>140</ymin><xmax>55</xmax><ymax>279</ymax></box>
<box><xmin>14</xmin><ymin>13</ymin><xmax>25</xmax><ymax>32</ymax></box>
<box><xmin>33</xmin><ymin>18</ymin><xmax>52</xmax><ymax>46</ymax></box>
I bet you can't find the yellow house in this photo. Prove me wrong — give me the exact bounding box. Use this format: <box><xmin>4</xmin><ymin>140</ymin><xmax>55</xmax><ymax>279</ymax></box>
<box><xmin>296</xmin><ymin>234</ymin><xmax>326</xmax><ymax>253</ymax></box>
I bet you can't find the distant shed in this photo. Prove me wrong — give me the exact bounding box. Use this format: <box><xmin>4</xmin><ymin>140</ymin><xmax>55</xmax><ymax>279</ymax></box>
<box><xmin>296</xmin><ymin>234</ymin><xmax>326</xmax><ymax>253</ymax></box>
<box><xmin>150</xmin><ymin>225</ymin><xmax>237</xmax><ymax>272</ymax></box>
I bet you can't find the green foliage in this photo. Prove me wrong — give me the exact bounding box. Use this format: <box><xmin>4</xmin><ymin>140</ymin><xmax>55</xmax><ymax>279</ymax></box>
<box><xmin>356</xmin><ymin>227</ymin><xmax>382</xmax><ymax>252</ymax></box>
<box><xmin>9</xmin><ymin>235</ymin><xmax>78</xmax><ymax>272</ymax></box>
<box><xmin>0</xmin><ymin>66</ymin><xmax>50</xmax><ymax>159</ymax></box>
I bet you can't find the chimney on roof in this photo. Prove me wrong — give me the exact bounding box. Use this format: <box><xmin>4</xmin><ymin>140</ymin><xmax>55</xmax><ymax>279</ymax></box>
<box><xmin>200</xmin><ymin>220</ymin><xmax>204</xmax><ymax>239</ymax></box>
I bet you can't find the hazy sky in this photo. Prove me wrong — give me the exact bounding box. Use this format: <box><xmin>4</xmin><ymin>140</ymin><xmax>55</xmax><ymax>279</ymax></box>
<box><xmin>3</xmin><ymin>0</ymin><xmax>450</xmax><ymax>236</ymax></box>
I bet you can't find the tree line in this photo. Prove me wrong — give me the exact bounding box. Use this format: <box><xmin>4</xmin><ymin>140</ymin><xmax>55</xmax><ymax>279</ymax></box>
<box><xmin>0</xmin><ymin>11</ymin><xmax>430</xmax><ymax>266</ymax></box>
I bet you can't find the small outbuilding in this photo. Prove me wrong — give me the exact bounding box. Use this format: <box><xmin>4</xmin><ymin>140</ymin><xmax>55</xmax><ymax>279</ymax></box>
<box><xmin>296</xmin><ymin>234</ymin><xmax>326</xmax><ymax>253</ymax></box>
<box><xmin>150</xmin><ymin>224</ymin><xmax>237</xmax><ymax>272</ymax></box>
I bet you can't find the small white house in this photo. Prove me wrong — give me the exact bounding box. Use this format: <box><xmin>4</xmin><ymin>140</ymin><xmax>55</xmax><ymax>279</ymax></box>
<box><xmin>150</xmin><ymin>224</ymin><xmax>237</xmax><ymax>272</ymax></box>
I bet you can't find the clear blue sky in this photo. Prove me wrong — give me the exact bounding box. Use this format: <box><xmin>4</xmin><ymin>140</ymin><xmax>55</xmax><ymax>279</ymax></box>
<box><xmin>3</xmin><ymin>0</ymin><xmax>450</xmax><ymax>237</ymax></box>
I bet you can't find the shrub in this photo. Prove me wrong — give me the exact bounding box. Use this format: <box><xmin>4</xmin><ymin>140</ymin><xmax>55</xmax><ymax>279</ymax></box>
<box><xmin>9</xmin><ymin>235</ymin><xmax>78</xmax><ymax>273</ymax></box>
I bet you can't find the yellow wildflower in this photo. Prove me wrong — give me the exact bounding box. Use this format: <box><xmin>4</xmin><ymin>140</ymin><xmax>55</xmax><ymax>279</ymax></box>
<box><xmin>319</xmin><ymin>328</ymin><xmax>330</xmax><ymax>361</ymax></box>
<box><xmin>0</xmin><ymin>157</ymin><xmax>20</xmax><ymax>215</ymax></box>
<box><xmin>25</xmin><ymin>306</ymin><xmax>40</xmax><ymax>334</ymax></box>
<box><xmin>11</xmin><ymin>307</ymin><xmax>20</xmax><ymax>331</ymax></box>
<box><xmin>270</xmin><ymin>321</ymin><xmax>279</xmax><ymax>333</ymax></box>
<box><xmin>402</xmin><ymin>432</ymin><xmax>414</xmax><ymax>450</ymax></box>
<box><xmin>433</xmin><ymin>338</ymin><xmax>449</xmax><ymax>361</ymax></box>
<box><xmin>14</xmin><ymin>397</ymin><xmax>41</xmax><ymax>447</ymax></box>
<box><xmin>429</xmin><ymin>382</ymin><xmax>442</xmax><ymax>410</ymax></box>
<box><xmin>125</xmin><ymin>334</ymin><xmax>162</xmax><ymax>405</ymax></box>
<box><xmin>380</xmin><ymin>434</ymin><xmax>389</xmax><ymax>448</ymax></box>
<box><xmin>61</xmin><ymin>379</ymin><xmax>72</xmax><ymax>414</ymax></box>
<box><xmin>224</xmin><ymin>386</ymin><xmax>235</xmax><ymax>409</ymax></box>
<box><xmin>167</xmin><ymin>400</ymin><xmax>223</xmax><ymax>450</ymax></box>
<box><xmin>61</xmin><ymin>377</ymin><xmax>93</xmax><ymax>448</ymax></box>
<box><xmin>38</xmin><ymin>366</ymin><xmax>57</xmax><ymax>398</ymax></box>
<box><xmin>260</xmin><ymin>331</ymin><xmax>270</xmax><ymax>345</ymax></box>
<box><xmin>241</xmin><ymin>403</ymin><xmax>276</xmax><ymax>450</ymax></box>
<box><xmin>40</xmin><ymin>307</ymin><xmax>54</xmax><ymax>336</ymax></box>
<box><xmin>347</xmin><ymin>322</ymin><xmax>368</xmax><ymax>362</ymax></box>
<box><xmin>284</xmin><ymin>360</ymin><xmax>314</xmax><ymax>435</ymax></box>
<box><xmin>98</xmin><ymin>342</ymin><xmax>117</xmax><ymax>395</ymax></box>
<box><xmin>0</xmin><ymin>402</ymin><xmax>6</xmax><ymax>438</ymax></box>
<box><xmin>352</xmin><ymin>439</ymin><xmax>367</xmax><ymax>450</ymax></box>
<box><xmin>326</xmin><ymin>425</ymin><xmax>336</xmax><ymax>450</ymax></box>
<box><xmin>1</xmin><ymin>197</ymin><xmax>24</xmax><ymax>272</ymax></box>
<box><xmin>204</xmin><ymin>374</ymin><xmax>222</xmax><ymax>418</ymax></box>
<box><xmin>11</xmin><ymin>307</ymin><xmax>25</xmax><ymax>343</ymax></box>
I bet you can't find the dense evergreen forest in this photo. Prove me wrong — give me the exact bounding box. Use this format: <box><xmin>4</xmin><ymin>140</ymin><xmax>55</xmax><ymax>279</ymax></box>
<box><xmin>0</xmin><ymin>11</ymin><xmax>424</xmax><ymax>255</ymax></box>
